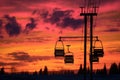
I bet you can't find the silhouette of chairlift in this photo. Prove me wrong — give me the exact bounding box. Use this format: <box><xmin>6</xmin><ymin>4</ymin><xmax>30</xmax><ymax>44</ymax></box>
<box><xmin>54</xmin><ymin>39</ymin><xmax>65</xmax><ymax>57</ymax></box>
<box><xmin>93</xmin><ymin>38</ymin><xmax>104</xmax><ymax>57</ymax></box>
<box><xmin>64</xmin><ymin>45</ymin><xmax>74</xmax><ymax>64</ymax></box>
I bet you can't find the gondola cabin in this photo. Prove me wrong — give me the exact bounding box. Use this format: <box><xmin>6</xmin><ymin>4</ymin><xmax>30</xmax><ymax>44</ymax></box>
<box><xmin>54</xmin><ymin>40</ymin><xmax>65</xmax><ymax>57</ymax></box>
<box><xmin>93</xmin><ymin>39</ymin><xmax>104</xmax><ymax>57</ymax></box>
<box><xmin>64</xmin><ymin>52</ymin><xmax>74</xmax><ymax>64</ymax></box>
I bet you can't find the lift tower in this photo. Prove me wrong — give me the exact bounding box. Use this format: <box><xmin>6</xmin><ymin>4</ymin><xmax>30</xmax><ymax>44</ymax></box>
<box><xmin>80</xmin><ymin>0</ymin><xmax>100</xmax><ymax>80</ymax></box>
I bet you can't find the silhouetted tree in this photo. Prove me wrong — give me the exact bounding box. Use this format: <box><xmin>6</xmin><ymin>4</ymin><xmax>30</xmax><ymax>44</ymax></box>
<box><xmin>96</xmin><ymin>69</ymin><xmax>101</xmax><ymax>75</ymax></box>
<box><xmin>33</xmin><ymin>71</ymin><xmax>38</xmax><ymax>76</ymax></box>
<box><xmin>102</xmin><ymin>64</ymin><xmax>107</xmax><ymax>75</ymax></box>
<box><xmin>109</xmin><ymin>63</ymin><xmax>118</xmax><ymax>75</ymax></box>
<box><xmin>39</xmin><ymin>68</ymin><xmax>42</xmax><ymax>75</ymax></box>
<box><xmin>78</xmin><ymin>64</ymin><xmax>83</xmax><ymax>75</ymax></box>
<box><xmin>43</xmin><ymin>66</ymin><xmax>48</xmax><ymax>75</ymax></box>
<box><xmin>63</xmin><ymin>70</ymin><xmax>74</xmax><ymax>76</ymax></box>
<box><xmin>0</xmin><ymin>67</ymin><xmax>5</xmax><ymax>75</ymax></box>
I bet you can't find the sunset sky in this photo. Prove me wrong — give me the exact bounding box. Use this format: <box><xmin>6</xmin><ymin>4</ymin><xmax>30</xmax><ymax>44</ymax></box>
<box><xmin>0</xmin><ymin>0</ymin><xmax>120</xmax><ymax>73</ymax></box>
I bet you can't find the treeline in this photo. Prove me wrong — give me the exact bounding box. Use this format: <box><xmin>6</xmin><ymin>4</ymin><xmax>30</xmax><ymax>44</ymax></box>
<box><xmin>78</xmin><ymin>63</ymin><xmax>120</xmax><ymax>75</ymax></box>
<box><xmin>96</xmin><ymin>63</ymin><xmax>120</xmax><ymax>75</ymax></box>
<box><xmin>0</xmin><ymin>63</ymin><xmax>120</xmax><ymax>80</ymax></box>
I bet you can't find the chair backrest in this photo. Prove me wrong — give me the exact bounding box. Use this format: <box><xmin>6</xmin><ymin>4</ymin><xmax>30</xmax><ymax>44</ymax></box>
<box><xmin>55</xmin><ymin>49</ymin><xmax>65</xmax><ymax>57</ymax></box>
<box><xmin>54</xmin><ymin>40</ymin><xmax>65</xmax><ymax>57</ymax></box>
<box><xmin>93</xmin><ymin>39</ymin><xmax>104</xmax><ymax>57</ymax></box>
<box><xmin>94</xmin><ymin>48</ymin><xmax>104</xmax><ymax>57</ymax></box>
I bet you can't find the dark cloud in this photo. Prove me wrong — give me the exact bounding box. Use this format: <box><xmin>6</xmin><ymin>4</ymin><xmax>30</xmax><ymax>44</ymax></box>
<box><xmin>8</xmin><ymin>52</ymin><xmax>53</xmax><ymax>62</ymax></box>
<box><xmin>8</xmin><ymin>52</ymin><xmax>30</xmax><ymax>61</ymax></box>
<box><xmin>24</xmin><ymin>18</ymin><xmax>37</xmax><ymax>34</ymax></box>
<box><xmin>2</xmin><ymin>15</ymin><xmax>37</xmax><ymax>36</ymax></box>
<box><xmin>4</xmin><ymin>15</ymin><xmax>21</xmax><ymax>37</ymax></box>
<box><xmin>32</xmin><ymin>9</ymin><xmax>49</xmax><ymax>19</ymax></box>
<box><xmin>58</xmin><ymin>17</ymin><xmax>83</xmax><ymax>30</ymax></box>
<box><xmin>108</xmin><ymin>47</ymin><xmax>120</xmax><ymax>54</ymax></box>
<box><xmin>0</xmin><ymin>62</ymin><xmax>23</xmax><ymax>66</ymax></box>
<box><xmin>38</xmin><ymin>8</ymin><xmax>83</xmax><ymax>29</ymax></box>
<box><xmin>103</xmin><ymin>28</ymin><xmax>120</xmax><ymax>32</ymax></box>
<box><xmin>48</xmin><ymin>9</ymin><xmax>74</xmax><ymax>24</ymax></box>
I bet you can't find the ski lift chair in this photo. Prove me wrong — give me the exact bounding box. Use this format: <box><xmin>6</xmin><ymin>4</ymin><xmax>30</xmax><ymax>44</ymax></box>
<box><xmin>64</xmin><ymin>45</ymin><xmax>74</xmax><ymax>64</ymax></box>
<box><xmin>54</xmin><ymin>39</ymin><xmax>65</xmax><ymax>57</ymax></box>
<box><xmin>93</xmin><ymin>39</ymin><xmax>104</xmax><ymax>57</ymax></box>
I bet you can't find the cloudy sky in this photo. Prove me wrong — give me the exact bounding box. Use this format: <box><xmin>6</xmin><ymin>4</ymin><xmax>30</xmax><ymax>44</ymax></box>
<box><xmin>0</xmin><ymin>0</ymin><xmax>120</xmax><ymax>72</ymax></box>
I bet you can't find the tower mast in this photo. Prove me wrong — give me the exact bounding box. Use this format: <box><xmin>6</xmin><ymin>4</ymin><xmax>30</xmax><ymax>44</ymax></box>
<box><xmin>80</xmin><ymin>0</ymin><xmax>100</xmax><ymax>80</ymax></box>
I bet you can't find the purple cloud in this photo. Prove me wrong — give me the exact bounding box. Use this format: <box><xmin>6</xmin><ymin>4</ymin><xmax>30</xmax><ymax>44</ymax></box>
<box><xmin>23</xmin><ymin>18</ymin><xmax>37</xmax><ymax>34</ymax></box>
<box><xmin>0</xmin><ymin>62</ymin><xmax>24</xmax><ymax>66</ymax></box>
<box><xmin>103</xmin><ymin>28</ymin><xmax>120</xmax><ymax>32</ymax></box>
<box><xmin>58</xmin><ymin>17</ymin><xmax>83</xmax><ymax>30</ymax></box>
<box><xmin>4</xmin><ymin>15</ymin><xmax>21</xmax><ymax>37</ymax></box>
<box><xmin>36</xmin><ymin>8</ymin><xmax>83</xmax><ymax>30</ymax></box>
<box><xmin>8</xmin><ymin>52</ymin><xmax>53</xmax><ymax>62</ymax></box>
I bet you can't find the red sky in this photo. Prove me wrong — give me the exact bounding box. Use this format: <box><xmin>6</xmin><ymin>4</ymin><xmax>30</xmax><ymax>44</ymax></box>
<box><xmin>0</xmin><ymin>0</ymin><xmax>120</xmax><ymax>73</ymax></box>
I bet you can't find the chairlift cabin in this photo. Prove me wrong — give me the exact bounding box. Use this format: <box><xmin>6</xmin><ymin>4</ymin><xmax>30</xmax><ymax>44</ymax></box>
<box><xmin>91</xmin><ymin>55</ymin><xmax>99</xmax><ymax>62</ymax></box>
<box><xmin>64</xmin><ymin>52</ymin><xmax>74</xmax><ymax>64</ymax></box>
<box><xmin>64</xmin><ymin>45</ymin><xmax>74</xmax><ymax>64</ymax></box>
<box><xmin>54</xmin><ymin>39</ymin><xmax>65</xmax><ymax>57</ymax></box>
<box><xmin>93</xmin><ymin>39</ymin><xmax>104</xmax><ymax>57</ymax></box>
